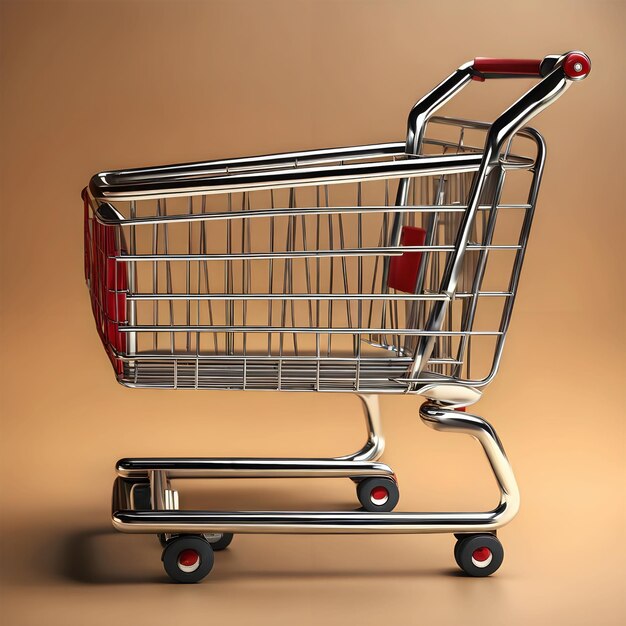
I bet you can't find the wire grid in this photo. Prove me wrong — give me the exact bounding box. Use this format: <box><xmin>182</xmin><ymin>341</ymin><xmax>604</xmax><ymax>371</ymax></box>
<box><xmin>84</xmin><ymin>120</ymin><xmax>540</xmax><ymax>392</ymax></box>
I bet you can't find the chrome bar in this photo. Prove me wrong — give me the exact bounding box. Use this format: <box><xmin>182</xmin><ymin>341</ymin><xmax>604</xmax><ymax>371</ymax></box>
<box><xmin>118</xmin><ymin>326</ymin><xmax>503</xmax><ymax>335</ymax></box>
<box><xmin>95</xmin><ymin>203</ymin><xmax>532</xmax><ymax>227</ymax></box>
<box><xmin>114</xmin><ymin>244</ymin><xmax>522</xmax><ymax>262</ymax></box>
<box><xmin>119</xmin><ymin>458</ymin><xmax>394</xmax><ymax>480</ymax></box>
<box><xmin>91</xmin><ymin>153</ymin><xmax>483</xmax><ymax>201</ymax></box>
<box><xmin>112</xmin><ymin>402</ymin><xmax>519</xmax><ymax>535</ymax></box>
<box><xmin>126</xmin><ymin>291</ymin><xmax>511</xmax><ymax>301</ymax></box>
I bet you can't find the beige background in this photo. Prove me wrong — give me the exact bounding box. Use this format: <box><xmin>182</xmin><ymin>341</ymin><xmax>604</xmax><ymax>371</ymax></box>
<box><xmin>1</xmin><ymin>1</ymin><xmax>625</xmax><ymax>624</ymax></box>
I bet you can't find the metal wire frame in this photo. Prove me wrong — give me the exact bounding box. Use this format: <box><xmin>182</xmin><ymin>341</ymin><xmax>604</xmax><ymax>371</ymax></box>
<box><xmin>84</xmin><ymin>117</ymin><xmax>545</xmax><ymax>393</ymax></box>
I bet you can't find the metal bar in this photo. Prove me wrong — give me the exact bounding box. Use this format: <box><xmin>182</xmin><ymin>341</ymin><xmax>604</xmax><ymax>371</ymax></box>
<box><xmin>119</xmin><ymin>326</ymin><xmax>503</xmax><ymax>335</ymax></box>
<box><xmin>96</xmin><ymin>203</ymin><xmax>532</xmax><ymax>227</ymax></box>
<box><xmin>118</xmin><ymin>458</ymin><xmax>393</xmax><ymax>480</ymax></box>
<box><xmin>115</xmin><ymin>244</ymin><xmax>522</xmax><ymax>262</ymax></box>
<box><xmin>92</xmin><ymin>153</ymin><xmax>483</xmax><ymax>202</ymax></box>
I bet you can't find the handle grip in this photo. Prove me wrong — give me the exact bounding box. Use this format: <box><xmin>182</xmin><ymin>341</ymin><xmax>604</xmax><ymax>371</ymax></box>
<box><xmin>472</xmin><ymin>52</ymin><xmax>591</xmax><ymax>81</ymax></box>
<box><xmin>472</xmin><ymin>58</ymin><xmax>542</xmax><ymax>79</ymax></box>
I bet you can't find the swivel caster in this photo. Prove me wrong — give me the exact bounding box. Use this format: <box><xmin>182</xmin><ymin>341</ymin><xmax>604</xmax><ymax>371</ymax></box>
<box><xmin>454</xmin><ymin>534</ymin><xmax>504</xmax><ymax>577</ymax></box>
<box><xmin>356</xmin><ymin>477</ymin><xmax>399</xmax><ymax>512</ymax></box>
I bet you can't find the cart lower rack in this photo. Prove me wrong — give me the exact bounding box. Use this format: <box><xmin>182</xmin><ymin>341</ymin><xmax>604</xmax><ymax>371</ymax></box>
<box><xmin>84</xmin><ymin>52</ymin><xmax>590</xmax><ymax>582</ymax></box>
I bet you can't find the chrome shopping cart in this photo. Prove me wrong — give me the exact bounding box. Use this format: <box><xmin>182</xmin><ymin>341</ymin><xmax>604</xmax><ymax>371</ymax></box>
<box><xmin>84</xmin><ymin>52</ymin><xmax>590</xmax><ymax>582</ymax></box>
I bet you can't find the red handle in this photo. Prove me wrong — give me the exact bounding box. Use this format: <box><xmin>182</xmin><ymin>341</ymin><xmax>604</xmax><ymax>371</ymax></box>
<box><xmin>472</xmin><ymin>53</ymin><xmax>591</xmax><ymax>81</ymax></box>
<box><xmin>472</xmin><ymin>58</ymin><xmax>542</xmax><ymax>80</ymax></box>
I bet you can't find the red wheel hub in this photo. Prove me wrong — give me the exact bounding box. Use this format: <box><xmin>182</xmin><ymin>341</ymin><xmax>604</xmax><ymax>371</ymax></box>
<box><xmin>472</xmin><ymin>547</ymin><xmax>492</xmax><ymax>563</ymax></box>
<box><xmin>178</xmin><ymin>549</ymin><xmax>200</xmax><ymax>569</ymax></box>
<box><xmin>371</xmin><ymin>486</ymin><xmax>389</xmax><ymax>502</ymax></box>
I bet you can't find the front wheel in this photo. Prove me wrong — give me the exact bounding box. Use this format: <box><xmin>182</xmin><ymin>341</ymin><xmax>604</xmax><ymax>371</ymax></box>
<box><xmin>454</xmin><ymin>534</ymin><xmax>504</xmax><ymax>577</ymax></box>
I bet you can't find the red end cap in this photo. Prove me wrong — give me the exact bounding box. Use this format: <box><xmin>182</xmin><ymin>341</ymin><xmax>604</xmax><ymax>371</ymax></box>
<box><xmin>563</xmin><ymin>52</ymin><xmax>591</xmax><ymax>79</ymax></box>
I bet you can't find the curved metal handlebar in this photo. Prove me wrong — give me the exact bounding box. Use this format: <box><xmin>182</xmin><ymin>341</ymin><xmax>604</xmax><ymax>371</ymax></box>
<box><xmin>406</xmin><ymin>51</ymin><xmax>591</xmax><ymax>154</ymax></box>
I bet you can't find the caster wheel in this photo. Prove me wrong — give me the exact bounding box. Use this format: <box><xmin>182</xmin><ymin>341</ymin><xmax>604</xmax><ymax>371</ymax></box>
<box><xmin>132</xmin><ymin>482</ymin><xmax>151</xmax><ymax>510</ymax></box>
<box><xmin>162</xmin><ymin>535</ymin><xmax>214</xmax><ymax>583</ymax></box>
<box><xmin>356</xmin><ymin>477</ymin><xmax>399</xmax><ymax>512</ymax></box>
<box><xmin>203</xmin><ymin>532</ymin><xmax>234</xmax><ymax>551</ymax></box>
<box><xmin>454</xmin><ymin>534</ymin><xmax>504</xmax><ymax>577</ymax></box>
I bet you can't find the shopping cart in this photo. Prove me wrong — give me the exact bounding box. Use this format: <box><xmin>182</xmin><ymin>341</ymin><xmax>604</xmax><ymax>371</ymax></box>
<box><xmin>84</xmin><ymin>52</ymin><xmax>590</xmax><ymax>582</ymax></box>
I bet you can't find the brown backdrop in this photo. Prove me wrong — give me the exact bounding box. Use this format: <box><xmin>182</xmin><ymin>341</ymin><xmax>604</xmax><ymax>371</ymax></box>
<box><xmin>1</xmin><ymin>1</ymin><xmax>624</xmax><ymax>625</ymax></box>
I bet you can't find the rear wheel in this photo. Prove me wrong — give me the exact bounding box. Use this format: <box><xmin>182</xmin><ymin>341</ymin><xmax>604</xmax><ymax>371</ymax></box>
<box><xmin>162</xmin><ymin>535</ymin><xmax>214</xmax><ymax>583</ymax></box>
<box><xmin>203</xmin><ymin>532</ymin><xmax>234</xmax><ymax>551</ymax></box>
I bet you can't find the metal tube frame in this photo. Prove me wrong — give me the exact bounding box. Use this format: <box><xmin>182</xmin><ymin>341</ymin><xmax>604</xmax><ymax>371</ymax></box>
<box><xmin>95</xmin><ymin>52</ymin><xmax>589</xmax><ymax>553</ymax></box>
<box><xmin>113</xmin><ymin>400</ymin><xmax>519</xmax><ymax>536</ymax></box>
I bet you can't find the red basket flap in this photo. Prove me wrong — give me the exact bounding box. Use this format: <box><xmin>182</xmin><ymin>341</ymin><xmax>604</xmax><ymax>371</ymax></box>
<box><xmin>387</xmin><ymin>225</ymin><xmax>426</xmax><ymax>293</ymax></box>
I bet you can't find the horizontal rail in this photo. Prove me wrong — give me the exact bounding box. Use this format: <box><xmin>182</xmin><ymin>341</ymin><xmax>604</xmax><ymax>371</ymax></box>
<box><xmin>118</xmin><ymin>326</ymin><xmax>502</xmax><ymax>335</ymax></box>
<box><xmin>126</xmin><ymin>291</ymin><xmax>513</xmax><ymax>301</ymax></box>
<box><xmin>113</xmin><ymin>507</ymin><xmax>508</xmax><ymax>535</ymax></box>
<box><xmin>115</xmin><ymin>354</ymin><xmax>463</xmax><ymax>365</ymax></box>
<box><xmin>116</xmin><ymin>458</ymin><xmax>394</xmax><ymax>479</ymax></box>
<box><xmin>95</xmin><ymin>203</ymin><xmax>532</xmax><ymax>226</ymax></box>
<box><xmin>91</xmin><ymin>153</ymin><xmax>484</xmax><ymax>201</ymax></box>
<box><xmin>113</xmin><ymin>244</ymin><xmax>522</xmax><ymax>262</ymax></box>
<box><xmin>100</xmin><ymin>142</ymin><xmax>407</xmax><ymax>182</ymax></box>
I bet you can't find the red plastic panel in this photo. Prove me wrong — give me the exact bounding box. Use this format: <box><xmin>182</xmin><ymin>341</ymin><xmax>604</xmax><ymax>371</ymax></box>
<box><xmin>83</xmin><ymin>192</ymin><xmax>127</xmax><ymax>374</ymax></box>
<box><xmin>387</xmin><ymin>225</ymin><xmax>426</xmax><ymax>293</ymax></box>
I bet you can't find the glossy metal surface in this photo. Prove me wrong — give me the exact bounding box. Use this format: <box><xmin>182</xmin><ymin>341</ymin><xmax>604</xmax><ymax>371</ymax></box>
<box><xmin>86</xmin><ymin>53</ymin><xmax>588</xmax><ymax>544</ymax></box>
<box><xmin>85</xmin><ymin>54</ymin><xmax>589</xmax><ymax>396</ymax></box>
<box><xmin>112</xmin><ymin>402</ymin><xmax>519</xmax><ymax>535</ymax></box>
<box><xmin>117</xmin><ymin>393</ymin><xmax>390</xmax><ymax>479</ymax></box>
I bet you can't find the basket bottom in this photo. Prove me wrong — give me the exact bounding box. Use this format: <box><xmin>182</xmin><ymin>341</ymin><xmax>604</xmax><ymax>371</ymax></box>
<box><xmin>117</xmin><ymin>357</ymin><xmax>447</xmax><ymax>393</ymax></box>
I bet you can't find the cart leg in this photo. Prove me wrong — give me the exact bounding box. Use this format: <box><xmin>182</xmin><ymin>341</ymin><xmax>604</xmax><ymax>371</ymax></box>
<box><xmin>337</xmin><ymin>394</ymin><xmax>400</xmax><ymax>512</ymax></box>
<box><xmin>418</xmin><ymin>401</ymin><xmax>519</xmax><ymax>518</ymax></box>
<box><xmin>420</xmin><ymin>401</ymin><xmax>519</xmax><ymax>577</ymax></box>
<box><xmin>340</xmin><ymin>393</ymin><xmax>385</xmax><ymax>462</ymax></box>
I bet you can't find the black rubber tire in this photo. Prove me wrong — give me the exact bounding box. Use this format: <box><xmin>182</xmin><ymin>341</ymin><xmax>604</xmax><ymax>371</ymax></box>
<box><xmin>454</xmin><ymin>536</ymin><xmax>465</xmax><ymax>568</ymax></box>
<box><xmin>162</xmin><ymin>535</ymin><xmax>214</xmax><ymax>583</ymax></box>
<box><xmin>454</xmin><ymin>534</ymin><xmax>504</xmax><ymax>577</ymax></box>
<box><xmin>356</xmin><ymin>477</ymin><xmax>400</xmax><ymax>512</ymax></box>
<box><xmin>132</xmin><ymin>483</ymin><xmax>152</xmax><ymax>511</ymax></box>
<box><xmin>203</xmin><ymin>532</ymin><xmax>234</xmax><ymax>551</ymax></box>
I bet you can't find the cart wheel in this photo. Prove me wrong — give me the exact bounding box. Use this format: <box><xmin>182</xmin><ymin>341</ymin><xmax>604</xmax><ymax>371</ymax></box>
<box><xmin>356</xmin><ymin>477</ymin><xmax>399</xmax><ymax>512</ymax></box>
<box><xmin>203</xmin><ymin>532</ymin><xmax>234</xmax><ymax>551</ymax></box>
<box><xmin>162</xmin><ymin>535</ymin><xmax>214</xmax><ymax>583</ymax></box>
<box><xmin>454</xmin><ymin>534</ymin><xmax>504</xmax><ymax>577</ymax></box>
<box><xmin>132</xmin><ymin>482</ymin><xmax>152</xmax><ymax>510</ymax></box>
